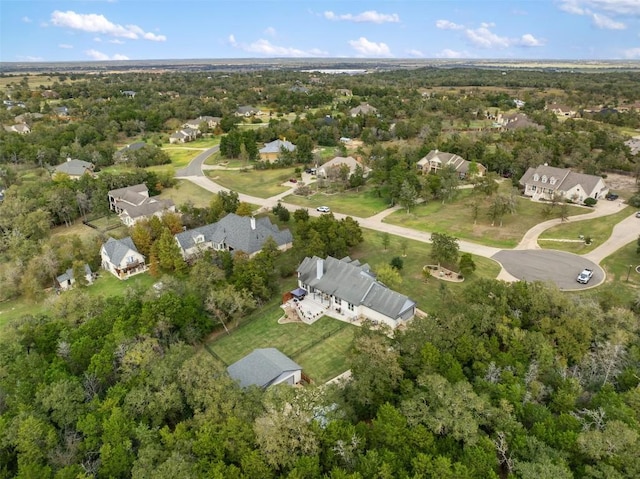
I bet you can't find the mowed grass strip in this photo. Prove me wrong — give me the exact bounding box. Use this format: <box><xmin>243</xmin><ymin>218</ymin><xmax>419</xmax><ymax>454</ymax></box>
<box><xmin>205</xmin><ymin>168</ymin><xmax>295</xmax><ymax>198</ymax></box>
<box><xmin>209</xmin><ymin>302</ymin><xmax>356</xmax><ymax>383</ymax></box>
<box><xmin>538</xmin><ymin>206</ymin><xmax>632</xmax><ymax>253</ymax></box>
<box><xmin>157</xmin><ymin>179</ymin><xmax>215</xmax><ymax>208</ymax></box>
<box><xmin>384</xmin><ymin>184</ymin><xmax>588</xmax><ymax>248</ymax></box>
<box><xmin>284</xmin><ymin>187</ymin><xmax>390</xmax><ymax>218</ymax></box>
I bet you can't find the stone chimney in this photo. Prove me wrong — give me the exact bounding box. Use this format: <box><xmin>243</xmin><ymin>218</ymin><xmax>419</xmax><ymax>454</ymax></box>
<box><xmin>250</xmin><ymin>217</ymin><xmax>256</xmax><ymax>230</ymax></box>
<box><xmin>316</xmin><ymin>258</ymin><xmax>324</xmax><ymax>280</ymax></box>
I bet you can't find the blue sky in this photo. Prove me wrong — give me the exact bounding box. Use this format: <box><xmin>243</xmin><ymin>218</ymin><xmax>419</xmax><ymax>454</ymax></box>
<box><xmin>1</xmin><ymin>1</ymin><xmax>639</xmax><ymax>62</ymax></box>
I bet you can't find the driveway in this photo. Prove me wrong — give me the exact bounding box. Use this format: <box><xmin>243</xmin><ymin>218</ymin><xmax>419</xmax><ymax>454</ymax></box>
<box><xmin>175</xmin><ymin>145</ymin><xmax>219</xmax><ymax>177</ymax></box>
<box><xmin>492</xmin><ymin>250</ymin><xmax>604</xmax><ymax>290</ymax></box>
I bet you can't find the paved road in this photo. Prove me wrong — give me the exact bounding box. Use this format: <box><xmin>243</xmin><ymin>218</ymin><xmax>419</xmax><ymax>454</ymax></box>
<box><xmin>176</xmin><ymin>155</ymin><xmax>638</xmax><ymax>289</ymax></box>
<box><xmin>175</xmin><ymin>145</ymin><xmax>219</xmax><ymax>177</ymax></box>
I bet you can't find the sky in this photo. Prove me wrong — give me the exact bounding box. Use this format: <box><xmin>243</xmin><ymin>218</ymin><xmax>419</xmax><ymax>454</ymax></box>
<box><xmin>1</xmin><ymin>0</ymin><xmax>640</xmax><ymax>62</ymax></box>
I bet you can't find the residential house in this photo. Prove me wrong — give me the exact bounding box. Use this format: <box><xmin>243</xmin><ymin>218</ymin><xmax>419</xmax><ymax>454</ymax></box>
<box><xmin>547</xmin><ymin>103</ymin><xmax>577</xmax><ymax>118</ymax></box>
<box><xmin>108</xmin><ymin>183</ymin><xmax>176</xmax><ymax>226</ymax></box>
<box><xmin>349</xmin><ymin>103</ymin><xmax>377</xmax><ymax>117</ymax></box>
<box><xmin>289</xmin><ymin>85</ymin><xmax>309</xmax><ymax>94</ymax></box>
<box><xmin>519</xmin><ymin>165</ymin><xmax>608</xmax><ymax>204</ymax></box>
<box><xmin>297</xmin><ymin>255</ymin><xmax>416</xmax><ymax>329</ymax></box>
<box><xmin>41</xmin><ymin>90</ymin><xmax>60</xmax><ymax>99</ymax></box>
<box><xmin>4</xmin><ymin>123</ymin><xmax>30</xmax><ymax>134</ymax></box>
<box><xmin>416</xmin><ymin>150</ymin><xmax>486</xmax><ymax>178</ymax></box>
<box><xmin>227</xmin><ymin>348</ymin><xmax>302</xmax><ymax>388</ymax></box>
<box><xmin>169</xmin><ymin>127</ymin><xmax>199</xmax><ymax>144</ymax></box>
<box><xmin>174</xmin><ymin>213</ymin><xmax>293</xmax><ymax>261</ymax></box>
<box><xmin>499</xmin><ymin>113</ymin><xmax>543</xmax><ymax>131</ymax></box>
<box><xmin>335</xmin><ymin>88</ymin><xmax>353</xmax><ymax>97</ymax></box>
<box><xmin>259</xmin><ymin>139</ymin><xmax>296</xmax><ymax>162</ymax></box>
<box><xmin>100</xmin><ymin>237</ymin><xmax>147</xmax><ymax>279</ymax></box>
<box><xmin>53</xmin><ymin>158</ymin><xmax>95</xmax><ymax>179</ymax></box>
<box><xmin>317</xmin><ymin>156</ymin><xmax>369</xmax><ymax>179</ymax></box>
<box><xmin>235</xmin><ymin>105</ymin><xmax>262</xmax><ymax>117</ymax></box>
<box><xmin>14</xmin><ymin>112</ymin><xmax>43</xmax><ymax>123</ymax></box>
<box><xmin>183</xmin><ymin>116</ymin><xmax>220</xmax><ymax>130</ymax></box>
<box><xmin>114</xmin><ymin>142</ymin><xmax>147</xmax><ymax>162</ymax></box>
<box><xmin>53</xmin><ymin>106</ymin><xmax>69</xmax><ymax>117</ymax></box>
<box><xmin>624</xmin><ymin>138</ymin><xmax>640</xmax><ymax>156</ymax></box>
<box><xmin>56</xmin><ymin>264</ymin><xmax>93</xmax><ymax>291</ymax></box>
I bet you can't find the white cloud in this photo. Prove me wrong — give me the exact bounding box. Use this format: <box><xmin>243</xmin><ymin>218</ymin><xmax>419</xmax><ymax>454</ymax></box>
<box><xmin>85</xmin><ymin>49</ymin><xmax>128</xmax><ymax>61</ymax></box>
<box><xmin>518</xmin><ymin>33</ymin><xmax>545</xmax><ymax>47</ymax></box>
<box><xmin>228</xmin><ymin>35</ymin><xmax>327</xmax><ymax>57</ymax></box>
<box><xmin>22</xmin><ymin>16</ymin><xmax>32</xmax><ymax>23</ymax></box>
<box><xmin>58</xmin><ymin>43</ymin><xmax>73</xmax><ymax>49</ymax></box>
<box><xmin>436</xmin><ymin>19</ymin><xmax>464</xmax><ymax>30</ymax></box>
<box><xmin>264</xmin><ymin>27</ymin><xmax>276</xmax><ymax>36</ymax></box>
<box><xmin>436</xmin><ymin>49</ymin><xmax>470</xmax><ymax>58</ymax></box>
<box><xmin>407</xmin><ymin>49</ymin><xmax>424</xmax><ymax>57</ymax></box>
<box><xmin>624</xmin><ymin>47</ymin><xmax>640</xmax><ymax>58</ymax></box>
<box><xmin>93</xmin><ymin>37</ymin><xmax>102</xmax><ymax>42</ymax></box>
<box><xmin>51</xmin><ymin>10</ymin><xmax>166</xmax><ymax>41</ymax></box>
<box><xmin>109</xmin><ymin>39</ymin><xmax>124</xmax><ymax>44</ymax></box>
<box><xmin>324</xmin><ymin>10</ymin><xmax>400</xmax><ymax>23</ymax></box>
<box><xmin>480</xmin><ymin>22</ymin><xmax>496</xmax><ymax>28</ymax></box>
<box><xmin>559</xmin><ymin>0</ymin><xmax>640</xmax><ymax>16</ymax></box>
<box><xmin>16</xmin><ymin>55</ymin><xmax>44</xmax><ymax>62</ymax></box>
<box><xmin>591</xmin><ymin>12</ymin><xmax>626</xmax><ymax>28</ymax></box>
<box><xmin>348</xmin><ymin>37</ymin><xmax>393</xmax><ymax>57</ymax></box>
<box><xmin>465</xmin><ymin>26</ymin><xmax>511</xmax><ymax>48</ymax></box>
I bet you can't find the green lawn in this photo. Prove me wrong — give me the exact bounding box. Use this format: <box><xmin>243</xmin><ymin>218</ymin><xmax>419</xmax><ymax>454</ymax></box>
<box><xmin>208</xmin><ymin>301</ymin><xmax>356</xmax><ymax>383</ymax></box>
<box><xmin>204</xmin><ymin>152</ymin><xmax>253</xmax><ymax>169</ymax></box>
<box><xmin>351</xmin><ymin>229</ymin><xmax>502</xmax><ymax>312</ymax></box>
<box><xmin>538</xmin><ymin>206</ymin><xmax>632</xmax><ymax>253</ymax></box>
<box><xmin>384</xmin><ymin>185</ymin><xmax>589</xmax><ymax>248</ymax></box>
<box><xmin>157</xmin><ymin>179</ymin><xmax>215</xmax><ymax>208</ymax></box>
<box><xmin>593</xmin><ymin>239</ymin><xmax>640</xmax><ymax>306</ymax></box>
<box><xmin>284</xmin><ymin>187</ymin><xmax>390</xmax><ymax>218</ymax></box>
<box><xmin>163</xmin><ymin>148</ymin><xmax>201</xmax><ymax>168</ymax></box>
<box><xmin>165</xmin><ymin>137</ymin><xmax>220</xmax><ymax>149</ymax></box>
<box><xmin>205</xmin><ymin>168</ymin><xmax>295</xmax><ymax>198</ymax></box>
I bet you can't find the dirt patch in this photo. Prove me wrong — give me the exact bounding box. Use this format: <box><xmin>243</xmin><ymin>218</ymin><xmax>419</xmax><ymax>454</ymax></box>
<box><xmin>605</xmin><ymin>172</ymin><xmax>637</xmax><ymax>193</ymax></box>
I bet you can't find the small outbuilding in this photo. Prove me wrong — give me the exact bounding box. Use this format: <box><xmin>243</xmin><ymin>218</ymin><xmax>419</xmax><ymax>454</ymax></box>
<box><xmin>227</xmin><ymin>348</ymin><xmax>302</xmax><ymax>388</ymax></box>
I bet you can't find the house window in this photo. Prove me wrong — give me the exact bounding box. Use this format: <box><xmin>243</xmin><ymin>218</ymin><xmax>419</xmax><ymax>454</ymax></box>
<box><xmin>347</xmin><ymin>303</ymin><xmax>355</xmax><ymax>312</ymax></box>
<box><xmin>550</xmin><ymin>177</ymin><xmax>557</xmax><ymax>185</ymax></box>
<box><xmin>126</xmin><ymin>255</ymin><xmax>135</xmax><ymax>264</ymax></box>
<box><xmin>194</xmin><ymin>234</ymin><xmax>205</xmax><ymax>244</ymax></box>
<box><xmin>541</xmin><ymin>175</ymin><xmax>547</xmax><ymax>183</ymax></box>
<box><xmin>533</xmin><ymin>174</ymin><xmax>540</xmax><ymax>181</ymax></box>
<box><xmin>530</xmin><ymin>185</ymin><xmax>537</xmax><ymax>192</ymax></box>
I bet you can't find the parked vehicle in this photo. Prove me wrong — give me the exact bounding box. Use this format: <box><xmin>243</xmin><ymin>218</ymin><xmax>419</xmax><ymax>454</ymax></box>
<box><xmin>576</xmin><ymin>268</ymin><xmax>594</xmax><ymax>284</ymax></box>
<box><xmin>606</xmin><ymin>193</ymin><xmax>619</xmax><ymax>201</ymax></box>
<box><xmin>316</xmin><ymin>206</ymin><xmax>330</xmax><ymax>213</ymax></box>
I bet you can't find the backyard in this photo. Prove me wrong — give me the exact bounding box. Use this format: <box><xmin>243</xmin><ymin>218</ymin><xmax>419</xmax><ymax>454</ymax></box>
<box><xmin>208</xmin><ymin>301</ymin><xmax>356</xmax><ymax>384</ymax></box>
<box><xmin>384</xmin><ymin>183</ymin><xmax>589</xmax><ymax>248</ymax></box>
<box><xmin>205</xmin><ymin>167</ymin><xmax>296</xmax><ymax>198</ymax></box>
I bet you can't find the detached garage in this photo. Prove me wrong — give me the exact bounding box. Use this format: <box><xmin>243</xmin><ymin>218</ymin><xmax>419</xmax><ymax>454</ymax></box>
<box><xmin>227</xmin><ymin>348</ymin><xmax>302</xmax><ymax>389</ymax></box>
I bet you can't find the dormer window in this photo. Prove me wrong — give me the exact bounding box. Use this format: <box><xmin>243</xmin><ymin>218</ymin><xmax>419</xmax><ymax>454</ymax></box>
<box><xmin>550</xmin><ymin>177</ymin><xmax>557</xmax><ymax>185</ymax></box>
<box><xmin>541</xmin><ymin>175</ymin><xmax>548</xmax><ymax>183</ymax></box>
<box><xmin>194</xmin><ymin>234</ymin><xmax>205</xmax><ymax>244</ymax></box>
<box><xmin>533</xmin><ymin>174</ymin><xmax>540</xmax><ymax>181</ymax></box>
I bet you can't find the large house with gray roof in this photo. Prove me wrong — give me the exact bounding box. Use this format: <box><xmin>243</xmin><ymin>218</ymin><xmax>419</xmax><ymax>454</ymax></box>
<box><xmin>108</xmin><ymin>184</ymin><xmax>176</xmax><ymax>226</ymax></box>
<box><xmin>174</xmin><ymin>213</ymin><xmax>293</xmax><ymax>261</ymax></box>
<box><xmin>259</xmin><ymin>139</ymin><xmax>296</xmax><ymax>162</ymax></box>
<box><xmin>519</xmin><ymin>165</ymin><xmax>608</xmax><ymax>204</ymax></box>
<box><xmin>53</xmin><ymin>158</ymin><xmax>95</xmax><ymax>180</ymax></box>
<box><xmin>100</xmin><ymin>237</ymin><xmax>147</xmax><ymax>279</ymax></box>
<box><xmin>297</xmin><ymin>255</ymin><xmax>416</xmax><ymax>329</ymax></box>
<box><xmin>227</xmin><ymin>348</ymin><xmax>302</xmax><ymax>388</ymax></box>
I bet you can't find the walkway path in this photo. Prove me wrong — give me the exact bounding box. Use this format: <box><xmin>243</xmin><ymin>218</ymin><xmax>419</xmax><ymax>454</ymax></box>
<box><xmin>175</xmin><ymin>154</ymin><xmax>636</xmax><ymax>286</ymax></box>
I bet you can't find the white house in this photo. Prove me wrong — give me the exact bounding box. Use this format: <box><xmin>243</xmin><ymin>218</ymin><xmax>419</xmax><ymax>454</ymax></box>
<box><xmin>56</xmin><ymin>264</ymin><xmax>93</xmax><ymax>291</ymax></box>
<box><xmin>174</xmin><ymin>213</ymin><xmax>293</xmax><ymax>261</ymax></box>
<box><xmin>100</xmin><ymin>237</ymin><xmax>147</xmax><ymax>279</ymax></box>
<box><xmin>519</xmin><ymin>165</ymin><xmax>608</xmax><ymax>204</ymax></box>
<box><xmin>227</xmin><ymin>348</ymin><xmax>302</xmax><ymax>388</ymax></box>
<box><xmin>296</xmin><ymin>255</ymin><xmax>416</xmax><ymax>330</ymax></box>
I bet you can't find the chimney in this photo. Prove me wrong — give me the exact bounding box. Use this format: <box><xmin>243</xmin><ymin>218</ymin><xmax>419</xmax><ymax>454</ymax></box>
<box><xmin>250</xmin><ymin>217</ymin><xmax>256</xmax><ymax>230</ymax></box>
<box><xmin>316</xmin><ymin>259</ymin><xmax>324</xmax><ymax>280</ymax></box>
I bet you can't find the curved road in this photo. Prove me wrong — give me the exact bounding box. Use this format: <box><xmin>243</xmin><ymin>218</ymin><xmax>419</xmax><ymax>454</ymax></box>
<box><xmin>175</xmin><ymin>153</ymin><xmax>639</xmax><ymax>289</ymax></box>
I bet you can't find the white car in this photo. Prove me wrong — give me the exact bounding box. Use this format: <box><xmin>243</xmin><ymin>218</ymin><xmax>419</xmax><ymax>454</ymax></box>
<box><xmin>576</xmin><ymin>268</ymin><xmax>594</xmax><ymax>284</ymax></box>
<box><xmin>316</xmin><ymin>206</ymin><xmax>330</xmax><ymax>213</ymax></box>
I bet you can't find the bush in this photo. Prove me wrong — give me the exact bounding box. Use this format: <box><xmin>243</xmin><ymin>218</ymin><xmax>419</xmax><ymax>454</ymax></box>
<box><xmin>584</xmin><ymin>197</ymin><xmax>597</xmax><ymax>207</ymax></box>
<box><xmin>628</xmin><ymin>193</ymin><xmax>640</xmax><ymax>208</ymax></box>
<box><xmin>272</xmin><ymin>202</ymin><xmax>290</xmax><ymax>222</ymax></box>
<box><xmin>390</xmin><ymin>256</ymin><xmax>404</xmax><ymax>271</ymax></box>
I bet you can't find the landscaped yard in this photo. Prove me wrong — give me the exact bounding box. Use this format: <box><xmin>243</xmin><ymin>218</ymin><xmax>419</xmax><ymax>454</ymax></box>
<box><xmin>205</xmin><ymin>168</ymin><xmax>296</xmax><ymax>198</ymax></box>
<box><xmin>166</xmin><ymin>137</ymin><xmax>220</xmax><ymax>149</ymax></box>
<box><xmin>351</xmin><ymin>229</ymin><xmax>502</xmax><ymax>311</ymax></box>
<box><xmin>157</xmin><ymin>179</ymin><xmax>215</xmax><ymax>208</ymax></box>
<box><xmin>384</xmin><ymin>184</ymin><xmax>589</xmax><ymax>248</ymax></box>
<box><xmin>208</xmin><ymin>301</ymin><xmax>356</xmax><ymax>384</ymax></box>
<box><xmin>284</xmin><ymin>187</ymin><xmax>390</xmax><ymax>218</ymax></box>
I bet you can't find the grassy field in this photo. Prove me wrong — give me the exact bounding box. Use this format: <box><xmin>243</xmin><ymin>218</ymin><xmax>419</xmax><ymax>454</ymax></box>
<box><xmin>208</xmin><ymin>301</ymin><xmax>356</xmax><ymax>383</ymax></box>
<box><xmin>596</xmin><ymin>239</ymin><xmax>640</xmax><ymax>306</ymax></box>
<box><xmin>538</xmin><ymin>206</ymin><xmax>632</xmax><ymax>253</ymax></box>
<box><xmin>205</xmin><ymin>168</ymin><xmax>295</xmax><ymax>198</ymax></box>
<box><xmin>284</xmin><ymin>187</ymin><xmax>390</xmax><ymax>218</ymax></box>
<box><xmin>384</xmin><ymin>184</ymin><xmax>589</xmax><ymax>248</ymax></box>
<box><xmin>162</xmin><ymin>148</ymin><xmax>201</xmax><ymax>168</ymax></box>
<box><xmin>157</xmin><ymin>179</ymin><xmax>215</xmax><ymax>208</ymax></box>
<box><xmin>351</xmin><ymin>229</ymin><xmax>502</xmax><ymax>311</ymax></box>
<box><xmin>165</xmin><ymin>137</ymin><xmax>220</xmax><ymax>149</ymax></box>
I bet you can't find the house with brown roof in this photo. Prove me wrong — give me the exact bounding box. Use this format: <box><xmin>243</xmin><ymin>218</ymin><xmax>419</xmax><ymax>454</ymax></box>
<box><xmin>317</xmin><ymin>156</ymin><xmax>370</xmax><ymax>179</ymax></box>
<box><xmin>108</xmin><ymin>184</ymin><xmax>176</xmax><ymax>226</ymax></box>
<box><xmin>183</xmin><ymin>116</ymin><xmax>221</xmax><ymax>130</ymax></box>
<box><xmin>547</xmin><ymin>103</ymin><xmax>577</xmax><ymax>118</ymax></box>
<box><xmin>519</xmin><ymin>165</ymin><xmax>608</xmax><ymax>204</ymax></box>
<box><xmin>416</xmin><ymin>150</ymin><xmax>486</xmax><ymax>178</ymax></box>
<box><xmin>349</xmin><ymin>103</ymin><xmax>377</xmax><ymax>117</ymax></box>
<box><xmin>498</xmin><ymin>113</ymin><xmax>544</xmax><ymax>131</ymax></box>
<box><xmin>4</xmin><ymin>123</ymin><xmax>30</xmax><ymax>134</ymax></box>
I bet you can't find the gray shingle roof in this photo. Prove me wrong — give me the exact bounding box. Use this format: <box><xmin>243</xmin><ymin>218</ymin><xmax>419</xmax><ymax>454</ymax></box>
<box><xmin>227</xmin><ymin>348</ymin><xmax>302</xmax><ymax>388</ymax></box>
<box><xmin>519</xmin><ymin>165</ymin><xmax>603</xmax><ymax>196</ymax></box>
<box><xmin>259</xmin><ymin>139</ymin><xmax>296</xmax><ymax>154</ymax></box>
<box><xmin>54</xmin><ymin>159</ymin><xmax>94</xmax><ymax>176</ymax></box>
<box><xmin>56</xmin><ymin>264</ymin><xmax>92</xmax><ymax>285</ymax></box>
<box><xmin>102</xmin><ymin>237</ymin><xmax>141</xmax><ymax>265</ymax></box>
<box><xmin>297</xmin><ymin>256</ymin><xmax>415</xmax><ymax>320</ymax></box>
<box><xmin>175</xmin><ymin>213</ymin><xmax>293</xmax><ymax>255</ymax></box>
